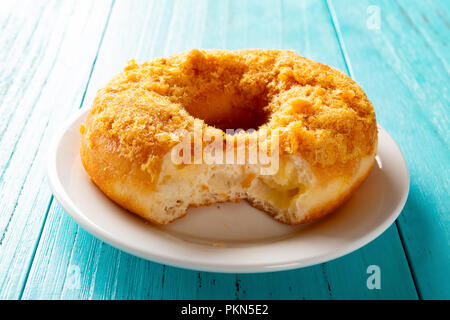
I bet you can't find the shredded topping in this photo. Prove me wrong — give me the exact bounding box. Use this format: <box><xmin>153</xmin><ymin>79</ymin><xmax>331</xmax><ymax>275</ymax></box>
<box><xmin>83</xmin><ymin>49</ymin><xmax>377</xmax><ymax>180</ymax></box>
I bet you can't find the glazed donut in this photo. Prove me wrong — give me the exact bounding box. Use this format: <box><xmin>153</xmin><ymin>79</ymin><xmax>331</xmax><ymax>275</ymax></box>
<box><xmin>80</xmin><ymin>49</ymin><xmax>377</xmax><ymax>225</ymax></box>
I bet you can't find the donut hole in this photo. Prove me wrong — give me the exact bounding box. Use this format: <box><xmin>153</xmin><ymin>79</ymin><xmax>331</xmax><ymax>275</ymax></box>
<box><xmin>183</xmin><ymin>89</ymin><xmax>270</xmax><ymax>132</ymax></box>
<box><xmin>176</xmin><ymin>50</ymin><xmax>272</xmax><ymax>131</ymax></box>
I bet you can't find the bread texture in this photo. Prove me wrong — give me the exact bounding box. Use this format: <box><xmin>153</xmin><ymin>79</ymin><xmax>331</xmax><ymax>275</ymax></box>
<box><xmin>80</xmin><ymin>49</ymin><xmax>377</xmax><ymax>225</ymax></box>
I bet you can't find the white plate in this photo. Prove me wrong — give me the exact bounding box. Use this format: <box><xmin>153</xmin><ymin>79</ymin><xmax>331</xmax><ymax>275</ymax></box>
<box><xmin>47</xmin><ymin>109</ymin><xmax>409</xmax><ymax>273</ymax></box>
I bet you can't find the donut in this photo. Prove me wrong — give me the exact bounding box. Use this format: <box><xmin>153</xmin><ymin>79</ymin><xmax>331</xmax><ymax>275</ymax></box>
<box><xmin>80</xmin><ymin>49</ymin><xmax>377</xmax><ymax>225</ymax></box>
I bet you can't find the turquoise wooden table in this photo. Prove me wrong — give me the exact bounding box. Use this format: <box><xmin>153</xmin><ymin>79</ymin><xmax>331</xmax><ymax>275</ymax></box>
<box><xmin>0</xmin><ymin>0</ymin><xmax>448</xmax><ymax>300</ymax></box>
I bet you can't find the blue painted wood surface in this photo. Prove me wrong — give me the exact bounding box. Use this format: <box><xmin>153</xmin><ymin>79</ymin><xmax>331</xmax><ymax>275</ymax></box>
<box><xmin>0</xmin><ymin>0</ymin><xmax>448</xmax><ymax>299</ymax></box>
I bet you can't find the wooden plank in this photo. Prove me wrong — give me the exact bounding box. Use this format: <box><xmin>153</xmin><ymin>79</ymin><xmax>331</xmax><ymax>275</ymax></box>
<box><xmin>328</xmin><ymin>0</ymin><xmax>449</xmax><ymax>299</ymax></box>
<box><xmin>22</xmin><ymin>0</ymin><xmax>417</xmax><ymax>299</ymax></box>
<box><xmin>0</xmin><ymin>0</ymin><xmax>113</xmax><ymax>299</ymax></box>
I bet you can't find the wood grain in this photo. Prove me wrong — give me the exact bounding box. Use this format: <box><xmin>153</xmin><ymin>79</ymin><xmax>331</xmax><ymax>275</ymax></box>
<box><xmin>0</xmin><ymin>0</ymin><xmax>113</xmax><ymax>299</ymax></box>
<box><xmin>1</xmin><ymin>0</ymin><xmax>447</xmax><ymax>300</ymax></box>
<box><xmin>19</xmin><ymin>0</ymin><xmax>418</xmax><ymax>299</ymax></box>
<box><xmin>329</xmin><ymin>0</ymin><xmax>449</xmax><ymax>299</ymax></box>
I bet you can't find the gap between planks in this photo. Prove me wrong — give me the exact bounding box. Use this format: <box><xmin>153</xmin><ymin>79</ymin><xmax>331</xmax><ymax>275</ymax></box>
<box><xmin>16</xmin><ymin>0</ymin><xmax>117</xmax><ymax>300</ymax></box>
<box><xmin>325</xmin><ymin>0</ymin><xmax>422</xmax><ymax>299</ymax></box>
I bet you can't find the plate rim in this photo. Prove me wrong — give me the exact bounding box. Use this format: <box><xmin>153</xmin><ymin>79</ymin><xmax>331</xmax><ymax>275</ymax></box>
<box><xmin>47</xmin><ymin>108</ymin><xmax>410</xmax><ymax>273</ymax></box>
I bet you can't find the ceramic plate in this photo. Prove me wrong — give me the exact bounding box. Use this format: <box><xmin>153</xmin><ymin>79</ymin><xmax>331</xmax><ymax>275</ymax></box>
<box><xmin>47</xmin><ymin>109</ymin><xmax>409</xmax><ymax>273</ymax></box>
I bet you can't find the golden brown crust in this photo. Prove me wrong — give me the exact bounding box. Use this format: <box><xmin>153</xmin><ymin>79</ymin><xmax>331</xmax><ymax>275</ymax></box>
<box><xmin>302</xmin><ymin>160</ymin><xmax>375</xmax><ymax>224</ymax></box>
<box><xmin>80</xmin><ymin>127</ymin><xmax>161</xmax><ymax>223</ymax></box>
